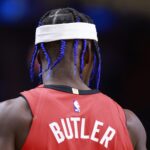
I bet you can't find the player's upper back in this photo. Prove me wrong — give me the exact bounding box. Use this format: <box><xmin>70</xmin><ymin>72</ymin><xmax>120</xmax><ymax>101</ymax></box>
<box><xmin>20</xmin><ymin>85</ymin><xmax>133</xmax><ymax>150</ymax></box>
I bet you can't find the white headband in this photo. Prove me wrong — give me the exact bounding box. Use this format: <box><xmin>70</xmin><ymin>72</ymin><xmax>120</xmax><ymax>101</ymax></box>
<box><xmin>35</xmin><ymin>22</ymin><xmax>98</xmax><ymax>44</ymax></box>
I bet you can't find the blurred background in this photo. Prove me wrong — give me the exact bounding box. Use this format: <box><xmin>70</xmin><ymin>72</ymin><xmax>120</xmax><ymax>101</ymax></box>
<box><xmin>0</xmin><ymin>0</ymin><xmax>149</xmax><ymax>148</ymax></box>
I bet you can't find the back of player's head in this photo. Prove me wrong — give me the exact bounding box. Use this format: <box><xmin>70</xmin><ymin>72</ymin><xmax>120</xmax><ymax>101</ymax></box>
<box><xmin>30</xmin><ymin>8</ymin><xmax>101</xmax><ymax>89</ymax></box>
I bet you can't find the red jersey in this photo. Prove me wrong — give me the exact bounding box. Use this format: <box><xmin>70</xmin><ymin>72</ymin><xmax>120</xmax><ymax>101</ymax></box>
<box><xmin>21</xmin><ymin>85</ymin><xmax>133</xmax><ymax>150</ymax></box>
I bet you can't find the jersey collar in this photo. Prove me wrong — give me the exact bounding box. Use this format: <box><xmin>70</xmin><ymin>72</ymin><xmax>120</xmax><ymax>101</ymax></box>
<box><xmin>44</xmin><ymin>85</ymin><xmax>99</xmax><ymax>95</ymax></box>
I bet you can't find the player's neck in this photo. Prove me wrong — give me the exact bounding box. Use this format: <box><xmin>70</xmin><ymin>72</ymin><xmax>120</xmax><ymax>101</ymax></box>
<box><xmin>42</xmin><ymin>70</ymin><xmax>91</xmax><ymax>90</ymax></box>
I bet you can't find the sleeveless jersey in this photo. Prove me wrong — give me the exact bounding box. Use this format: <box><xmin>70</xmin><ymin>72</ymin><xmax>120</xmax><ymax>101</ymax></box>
<box><xmin>21</xmin><ymin>85</ymin><xmax>133</xmax><ymax>150</ymax></box>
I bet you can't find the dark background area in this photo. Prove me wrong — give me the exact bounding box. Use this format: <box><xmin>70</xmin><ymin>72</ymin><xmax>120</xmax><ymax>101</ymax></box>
<box><xmin>0</xmin><ymin>0</ymin><xmax>149</xmax><ymax>148</ymax></box>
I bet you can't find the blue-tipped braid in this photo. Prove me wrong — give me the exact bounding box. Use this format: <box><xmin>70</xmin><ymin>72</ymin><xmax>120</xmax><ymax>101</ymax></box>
<box><xmin>38</xmin><ymin>65</ymin><xmax>42</xmax><ymax>83</ymax></box>
<box><xmin>94</xmin><ymin>41</ymin><xmax>101</xmax><ymax>89</ymax></box>
<box><xmin>73</xmin><ymin>40</ymin><xmax>79</xmax><ymax>75</ymax></box>
<box><xmin>51</xmin><ymin>40</ymin><xmax>66</xmax><ymax>70</ymax></box>
<box><xmin>40</xmin><ymin>43</ymin><xmax>51</xmax><ymax>72</ymax></box>
<box><xmin>80</xmin><ymin>40</ymin><xmax>87</xmax><ymax>72</ymax></box>
<box><xmin>30</xmin><ymin>45</ymin><xmax>39</xmax><ymax>81</ymax></box>
<box><xmin>72</xmin><ymin>16</ymin><xmax>81</xmax><ymax>76</ymax></box>
<box><xmin>90</xmin><ymin>54</ymin><xmax>97</xmax><ymax>80</ymax></box>
<box><xmin>30</xmin><ymin>41</ymin><xmax>101</xmax><ymax>89</ymax></box>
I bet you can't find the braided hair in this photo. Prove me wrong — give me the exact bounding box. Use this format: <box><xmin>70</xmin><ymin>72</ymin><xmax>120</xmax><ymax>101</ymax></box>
<box><xmin>30</xmin><ymin>8</ymin><xmax>101</xmax><ymax>89</ymax></box>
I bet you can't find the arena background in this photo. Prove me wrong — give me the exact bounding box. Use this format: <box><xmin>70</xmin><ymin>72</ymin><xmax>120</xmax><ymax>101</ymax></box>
<box><xmin>0</xmin><ymin>0</ymin><xmax>149</xmax><ymax>148</ymax></box>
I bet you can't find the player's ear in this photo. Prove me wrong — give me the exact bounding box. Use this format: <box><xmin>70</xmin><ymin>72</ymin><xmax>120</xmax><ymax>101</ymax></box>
<box><xmin>82</xmin><ymin>41</ymin><xmax>94</xmax><ymax>84</ymax></box>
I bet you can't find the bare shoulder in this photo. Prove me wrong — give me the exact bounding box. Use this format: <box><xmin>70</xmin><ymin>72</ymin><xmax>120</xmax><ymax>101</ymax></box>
<box><xmin>0</xmin><ymin>97</ymin><xmax>32</xmax><ymax>149</ymax></box>
<box><xmin>124</xmin><ymin>109</ymin><xmax>147</xmax><ymax>150</ymax></box>
<box><xmin>0</xmin><ymin>97</ymin><xmax>32</xmax><ymax>127</ymax></box>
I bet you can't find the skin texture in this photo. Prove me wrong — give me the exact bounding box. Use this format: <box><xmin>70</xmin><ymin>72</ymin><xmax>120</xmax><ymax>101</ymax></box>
<box><xmin>39</xmin><ymin>40</ymin><xmax>94</xmax><ymax>89</ymax></box>
<box><xmin>0</xmin><ymin>40</ymin><xmax>147</xmax><ymax>149</ymax></box>
<box><xmin>0</xmin><ymin>97</ymin><xmax>32</xmax><ymax>150</ymax></box>
<box><xmin>125</xmin><ymin>109</ymin><xmax>147</xmax><ymax>150</ymax></box>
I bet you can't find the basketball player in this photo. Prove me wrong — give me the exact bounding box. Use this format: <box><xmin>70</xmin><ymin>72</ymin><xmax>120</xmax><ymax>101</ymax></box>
<box><xmin>0</xmin><ymin>8</ymin><xmax>147</xmax><ymax>150</ymax></box>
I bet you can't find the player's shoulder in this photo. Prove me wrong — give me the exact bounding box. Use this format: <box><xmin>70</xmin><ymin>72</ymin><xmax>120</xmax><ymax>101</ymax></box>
<box><xmin>98</xmin><ymin>92</ymin><xmax>115</xmax><ymax>101</ymax></box>
<box><xmin>99</xmin><ymin>92</ymin><xmax>121</xmax><ymax>107</ymax></box>
<box><xmin>0</xmin><ymin>96</ymin><xmax>31</xmax><ymax>119</ymax></box>
<box><xmin>0</xmin><ymin>97</ymin><xmax>32</xmax><ymax>132</ymax></box>
<box><xmin>124</xmin><ymin>109</ymin><xmax>147</xmax><ymax>150</ymax></box>
<box><xmin>124</xmin><ymin>109</ymin><xmax>146</xmax><ymax>135</ymax></box>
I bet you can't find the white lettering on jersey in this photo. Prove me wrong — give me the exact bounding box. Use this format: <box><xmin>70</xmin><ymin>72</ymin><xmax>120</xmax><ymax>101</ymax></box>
<box><xmin>49</xmin><ymin>117</ymin><xmax>116</xmax><ymax>148</ymax></box>
<box><xmin>91</xmin><ymin>120</ymin><xmax>104</xmax><ymax>142</ymax></box>
<box><xmin>61</xmin><ymin>118</ymin><xmax>73</xmax><ymax>139</ymax></box>
<box><xmin>70</xmin><ymin>117</ymin><xmax>80</xmax><ymax>138</ymax></box>
<box><xmin>81</xmin><ymin>118</ymin><xmax>89</xmax><ymax>139</ymax></box>
<box><xmin>49</xmin><ymin>122</ymin><xmax>65</xmax><ymax>144</ymax></box>
<box><xmin>100</xmin><ymin>126</ymin><xmax>116</xmax><ymax>148</ymax></box>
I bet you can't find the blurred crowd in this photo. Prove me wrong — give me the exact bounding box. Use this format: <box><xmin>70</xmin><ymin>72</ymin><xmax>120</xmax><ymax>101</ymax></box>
<box><xmin>0</xmin><ymin>0</ymin><xmax>149</xmax><ymax>148</ymax></box>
